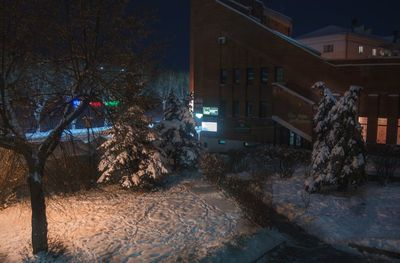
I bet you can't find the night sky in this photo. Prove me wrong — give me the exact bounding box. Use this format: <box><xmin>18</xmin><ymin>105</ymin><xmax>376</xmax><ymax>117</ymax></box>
<box><xmin>136</xmin><ymin>0</ymin><xmax>400</xmax><ymax>71</ymax></box>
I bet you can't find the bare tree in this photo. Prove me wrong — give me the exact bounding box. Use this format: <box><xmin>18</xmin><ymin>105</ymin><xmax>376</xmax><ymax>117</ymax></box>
<box><xmin>0</xmin><ymin>0</ymin><xmax>155</xmax><ymax>254</ymax></box>
<box><xmin>143</xmin><ymin>70</ymin><xmax>189</xmax><ymax>109</ymax></box>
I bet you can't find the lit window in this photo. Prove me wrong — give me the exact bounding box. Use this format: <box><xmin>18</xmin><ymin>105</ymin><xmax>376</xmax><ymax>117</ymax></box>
<box><xmin>202</xmin><ymin>122</ymin><xmax>218</xmax><ymax>132</ymax></box>
<box><xmin>275</xmin><ymin>67</ymin><xmax>284</xmax><ymax>82</ymax></box>
<box><xmin>260</xmin><ymin>67</ymin><xmax>268</xmax><ymax>84</ymax></box>
<box><xmin>246</xmin><ymin>68</ymin><xmax>255</xmax><ymax>84</ymax></box>
<box><xmin>376</xmin><ymin>118</ymin><xmax>388</xmax><ymax>144</ymax></box>
<box><xmin>397</xmin><ymin>119</ymin><xmax>400</xmax><ymax>145</ymax></box>
<box><xmin>323</xmin><ymin>44</ymin><xmax>334</xmax><ymax>53</ymax></box>
<box><xmin>358</xmin><ymin>117</ymin><xmax>368</xmax><ymax>142</ymax></box>
<box><xmin>203</xmin><ymin>107</ymin><xmax>219</xmax><ymax>116</ymax></box>
<box><xmin>358</xmin><ymin>45</ymin><xmax>364</xmax><ymax>54</ymax></box>
<box><xmin>372</xmin><ymin>48</ymin><xmax>377</xmax><ymax>56</ymax></box>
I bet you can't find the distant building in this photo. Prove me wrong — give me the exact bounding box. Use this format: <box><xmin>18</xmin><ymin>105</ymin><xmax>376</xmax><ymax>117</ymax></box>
<box><xmin>297</xmin><ymin>25</ymin><xmax>400</xmax><ymax>60</ymax></box>
<box><xmin>190</xmin><ymin>0</ymin><xmax>400</xmax><ymax>151</ymax></box>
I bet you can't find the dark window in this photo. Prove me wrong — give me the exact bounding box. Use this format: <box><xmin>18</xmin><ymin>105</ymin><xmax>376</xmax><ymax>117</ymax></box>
<box><xmin>290</xmin><ymin>132</ymin><xmax>302</xmax><ymax>147</ymax></box>
<box><xmin>245</xmin><ymin>101</ymin><xmax>254</xmax><ymax>117</ymax></box>
<box><xmin>275</xmin><ymin>67</ymin><xmax>284</xmax><ymax>82</ymax></box>
<box><xmin>323</xmin><ymin>44</ymin><xmax>334</xmax><ymax>53</ymax></box>
<box><xmin>260</xmin><ymin>67</ymin><xmax>268</xmax><ymax>84</ymax></box>
<box><xmin>246</xmin><ymin>68</ymin><xmax>255</xmax><ymax>84</ymax></box>
<box><xmin>220</xmin><ymin>69</ymin><xmax>228</xmax><ymax>84</ymax></box>
<box><xmin>220</xmin><ymin>100</ymin><xmax>226</xmax><ymax>117</ymax></box>
<box><xmin>233</xmin><ymin>101</ymin><xmax>240</xmax><ymax>117</ymax></box>
<box><xmin>259</xmin><ymin>101</ymin><xmax>268</xmax><ymax>118</ymax></box>
<box><xmin>234</xmin><ymin>68</ymin><xmax>240</xmax><ymax>84</ymax></box>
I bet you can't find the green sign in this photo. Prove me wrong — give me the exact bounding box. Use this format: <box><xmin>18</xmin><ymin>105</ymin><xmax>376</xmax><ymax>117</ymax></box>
<box><xmin>104</xmin><ymin>101</ymin><xmax>120</xmax><ymax>107</ymax></box>
<box><xmin>203</xmin><ymin>107</ymin><xmax>218</xmax><ymax>116</ymax></box>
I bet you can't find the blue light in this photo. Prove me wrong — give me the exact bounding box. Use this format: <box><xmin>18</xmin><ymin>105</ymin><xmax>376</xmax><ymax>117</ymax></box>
<box><xmin>72</xmin><ymin>99</ymin><xmax>81</xmax><ymax>108</ymax></box>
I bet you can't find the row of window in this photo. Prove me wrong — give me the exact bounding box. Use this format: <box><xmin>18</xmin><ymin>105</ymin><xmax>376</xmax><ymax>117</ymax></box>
<box><xmin>323</xmin><ymin>44</ymin><xmax>380</xmax><ymax>56</ymax></box>
<box><xmin>359</xmin><ymin>117</ymin><xmax>400</xmax><ymax>145</ymax></box>
<box><xmin>230</xmin><ymin>100</ymin><xmax>268</xmax><ymax>118</ymax></box>
<box><xmin>220</xmin><ymin>67</ymin><xmax>284</xmax><ymax>85</ymax></box>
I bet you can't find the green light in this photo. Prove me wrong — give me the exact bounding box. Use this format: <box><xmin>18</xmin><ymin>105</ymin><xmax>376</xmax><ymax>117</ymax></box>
<box><xmin>104</xmin><ymin>101</ymin><xmax>120</xmax><ymax>107</ymax></box>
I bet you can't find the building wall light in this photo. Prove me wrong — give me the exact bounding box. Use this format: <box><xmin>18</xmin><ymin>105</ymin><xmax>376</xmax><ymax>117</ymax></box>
<box><xmin>202</xmin><ymin>122</ymin><xmax>218</xmax><ymax>132</ymax></box>
<box><xmin>195</xmin><ymin>113</ymin><xmax>204</xmax><ymax>119</ymax></box>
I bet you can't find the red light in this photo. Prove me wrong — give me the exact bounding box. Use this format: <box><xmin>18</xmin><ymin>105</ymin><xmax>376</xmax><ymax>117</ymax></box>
<box><xmin>89</xmin><ymin>101</ymin><xmax>103</xmax><ymax>108</ymax></box>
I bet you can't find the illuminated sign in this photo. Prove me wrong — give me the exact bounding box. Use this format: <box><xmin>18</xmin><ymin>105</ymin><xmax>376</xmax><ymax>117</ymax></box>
<box><xmin>72</xmin><ymin>100</ymin><xmax>120</xmax><ymax>108</ymax></box>
<box><xmin>203</xmin><ymin>107</ymin><xmax>218</xmax><ymax>116</ymax></box>
<box><xmin>104</xmin><ymin>101</ymin><xmax>120</xmax><ymax>107</ymax></box>
<box><xmin>89</xmin><ymin>102</ymin><xmax>103</xmax><ymax>108</ymax></box>
<box><xmin>202</xmin><ymin>122</ymin><xmax>218</xmax><ymax>132</ymax></box>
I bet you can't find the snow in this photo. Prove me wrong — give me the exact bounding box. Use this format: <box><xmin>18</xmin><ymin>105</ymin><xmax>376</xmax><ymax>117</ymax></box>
<box><xmin>25</xmin><ymin>126</ymin><xmax>111</xmax><ymax>142</ymax></box>
<box><xmin>0</xmin><ymin>174</ymin><xmax>283</xmax><ymax>262</ymax></box>
<box><xmin>272</xmin><ymin>169</ymin><xmax>400</xmax><ymax>254</ymax></box>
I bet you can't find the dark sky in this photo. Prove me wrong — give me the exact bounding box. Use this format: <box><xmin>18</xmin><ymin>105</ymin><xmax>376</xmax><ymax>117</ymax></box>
<box><xmin>135</xmin><ymin>0</ymin><xmax>400</xmax><ymax>71</ymax></box>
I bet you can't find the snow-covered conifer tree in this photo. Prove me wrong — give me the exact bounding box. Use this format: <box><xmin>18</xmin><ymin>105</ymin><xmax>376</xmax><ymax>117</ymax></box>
<box><xmin>98</xmin><ymin>106</ymin><xmax>169</xmax><ymax>188</ymax></box>
<box><xmin>326</xmin><ymin>86</ymin><xmax>366</xmax><ymax>190</ymax></box>
<box><xmin>305</xmin><ymin>82</ymin><xmax>337</xmax><ymax>192</ymax></box>
<box><xmin>157</xmin><ymin>93</ymin><xmax>201</xmax><ymax>169</ymax></box>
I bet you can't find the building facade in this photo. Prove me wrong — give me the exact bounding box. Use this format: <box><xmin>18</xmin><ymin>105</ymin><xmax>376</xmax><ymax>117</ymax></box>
<box><xmin>297</xmin><ymin>25</ymin><xmax>399</xmax><ymax>60</ymax></box>
<box><xmin>190</xmin><ymin>0</ymin><xmax>400</xmax><ymax>151</ymax></box>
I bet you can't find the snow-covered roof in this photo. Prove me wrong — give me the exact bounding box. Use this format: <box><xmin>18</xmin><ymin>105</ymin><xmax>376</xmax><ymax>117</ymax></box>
<box><xmin>215</xmin><ymin>0</ymin><xmax>321</xmax><ymax>58</ymax></box>
<box><xmin>296</xmin><ymin>25</ymin><xmax>388</xmax><ymax>43</ymax></box>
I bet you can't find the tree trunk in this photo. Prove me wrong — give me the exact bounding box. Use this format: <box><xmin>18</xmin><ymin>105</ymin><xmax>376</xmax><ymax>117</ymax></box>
<box><xmin>27</xmin><ymin>165</ymin><xmax>48</xmax><ymax>254</ymax></box>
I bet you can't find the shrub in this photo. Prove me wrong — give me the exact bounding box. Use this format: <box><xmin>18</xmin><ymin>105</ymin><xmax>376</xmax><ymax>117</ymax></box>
<box><xmin>0</xmin><ymin>149</ymin><xmax>27</xmax><ymax>207</ymax></box>
<box><xmin>199</xmin><ymin>153</ymin><xmax>228</xmax><ymax>185</ymax></box>
<box><xmin>368</xmin><ymin>145</ymin><xmax>400</xmax><ymax>185</ymax></box>
<box><xmin>272</xmin><ymin>147</ymin><xmax>311</xmax><ymax>178</ymax></box>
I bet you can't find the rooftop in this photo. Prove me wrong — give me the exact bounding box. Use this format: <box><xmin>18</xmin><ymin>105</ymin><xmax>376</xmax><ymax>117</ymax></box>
<box><xmin>296</xmin><ymin>25</ymin><xmax>389</xmax><ymax>42</ymax></box>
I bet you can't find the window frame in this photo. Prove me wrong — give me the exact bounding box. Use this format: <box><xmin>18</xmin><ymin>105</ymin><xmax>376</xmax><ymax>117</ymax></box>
<box><xmin>245</xmin><ymin>101</ymin><xmax>254</xmax><ymax>117</ymax></box>
<box><xmin>376</xmin><ymin>117</ymin><xmax>388</xmax><ymax>144</ymax></box>
<box><xmin>323</xmin><ymin>44</ymin><xmax>334</xmax><ymax>53</ymax></box>
<box><xmin>260</xmin><ymin>67</ymin><xmax>269</xmax><ymax>84</ymax></box>
<box><xmin>220</xmin><ymin>69</ymin><xmax>228</xmax><ymax>85</ymax></box>
<box><xmin>275</xmin><ymin>66</ymin><xmax>284</xmax><ymax>83</ymax></box>
<box><xmin>358</xmin><ymin>117</ymin><xmax>368</xmax><ymax>142</ymax></box>
<box><xmin>234</xmin><ymin>68</ymin><xmax>241</xmax><ymax>84</ymax></box>
<box><xmin>246</xmin><ymin>67</ymin><xmax>255</xmax><ymax>85</ymax></box>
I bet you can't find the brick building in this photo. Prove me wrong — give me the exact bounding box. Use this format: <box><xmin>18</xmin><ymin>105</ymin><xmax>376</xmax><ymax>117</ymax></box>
<box><xmin>190</xmin><ymin>0</ymin><xmax>400</xmax><ymax>151</ymax></box>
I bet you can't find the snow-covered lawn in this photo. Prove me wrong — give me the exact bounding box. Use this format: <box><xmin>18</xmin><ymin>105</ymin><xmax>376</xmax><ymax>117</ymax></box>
<box><xmin>0</xmin><ymin>175</ymin><xmax>282</xmax><ymax>262</ymax></box>
<box><xmin>272</xmin><ymin>170</ymin><xmax>400</xmax><ymax>255</ymax></box>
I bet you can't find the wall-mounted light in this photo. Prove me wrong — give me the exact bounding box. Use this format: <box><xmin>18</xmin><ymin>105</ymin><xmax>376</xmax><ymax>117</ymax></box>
<box><xmin>195</xmin><ymin>113</ymin><xmax>204</xmax><ymax>119</ymax></box>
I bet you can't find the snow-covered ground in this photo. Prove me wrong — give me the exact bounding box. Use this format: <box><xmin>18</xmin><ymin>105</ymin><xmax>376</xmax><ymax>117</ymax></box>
<box><xmin>0</xmin><ymin>174</ymin><xmax>284</xmax><ymax>262</ymax></box>
<box><xmin>272</xmin><ymin>170</ymin><xmax>400</xmax><ymax>255</ymax></box>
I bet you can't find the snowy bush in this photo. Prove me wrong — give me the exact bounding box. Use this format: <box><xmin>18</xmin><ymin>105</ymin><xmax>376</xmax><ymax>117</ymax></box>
<box><xmin>157</xmin><ymin>94</ymin><xmax>201</xmax><ymax>169</ymax></box>
<box><xmin>249</xmin><ymin>146</ymin><xmax>310</xmax><ymax>178</ymax></box>
<box><xmin>306</xmin><ymin>84</ymin><xmax>366</xmax><ymax>192</ymax></box>
<box><xmin>368</xmin><ymin>145</ymin><xmax>400</xmax><ymax>185</ymax></box>
<box><xmin>98</xmin><ymin>106</ymin><xmax>170</xmax><ymax>188</ymax></box>
<box><xmin>199</xmin><ymin>153</ymin><xmax>228</xmax><ymax>185</ymax></box>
